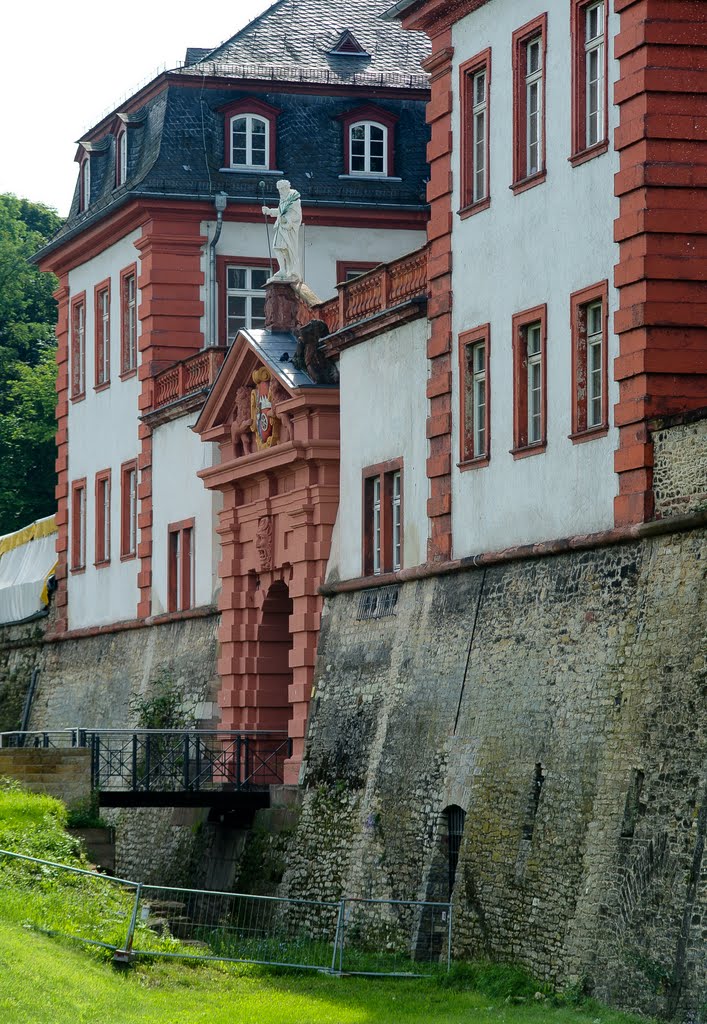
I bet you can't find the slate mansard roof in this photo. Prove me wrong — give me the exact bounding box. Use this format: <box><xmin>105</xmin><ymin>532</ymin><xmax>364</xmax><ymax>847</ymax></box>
<box><xmin>35</xmin><ymin>0</ymin><xmax>430</xmax><ymax>261</ymax></box>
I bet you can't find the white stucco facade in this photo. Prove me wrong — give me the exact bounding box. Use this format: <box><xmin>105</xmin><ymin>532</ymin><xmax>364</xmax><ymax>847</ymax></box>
<box><xmin>449</xmin><ymin>0</ymin><xmax>621</xmax><ymax>555</ymax></box>
<box><xmin>150</xmin><ymin>415</ymin><xmax>222</xmax><ymax>616</ymax></box>
<box><xmin>329</xmin><ymin>318</ymin><xmax>429</xmax><ymax>582</ymax></box>
<box><xmin>66</xmin><ymin>229</ymin><xmax>142</xmax><ymax>629</ymax></box>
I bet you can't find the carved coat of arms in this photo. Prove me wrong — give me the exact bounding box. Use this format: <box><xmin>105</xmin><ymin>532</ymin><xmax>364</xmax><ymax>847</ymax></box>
<box><xmin>250</xmin><ymin>367</ymin><xmax>280</xmax><ymax>450</ymax></box>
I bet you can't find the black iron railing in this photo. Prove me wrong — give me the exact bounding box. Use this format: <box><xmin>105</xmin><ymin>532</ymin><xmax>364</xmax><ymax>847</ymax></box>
<box><xmin>0</xmin><ymin>730</ymin><xmax>290</xmax><ymax>793</ymax></box>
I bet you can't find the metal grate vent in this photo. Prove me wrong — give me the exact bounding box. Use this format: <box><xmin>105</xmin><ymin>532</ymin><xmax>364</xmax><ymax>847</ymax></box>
<box><xmin>356</xmin><ymin>586</ymin><xmax>399</xmax><ymax>621</ymax></box>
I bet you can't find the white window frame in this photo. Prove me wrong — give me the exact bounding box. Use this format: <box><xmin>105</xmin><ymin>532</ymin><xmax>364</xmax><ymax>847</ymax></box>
<box><xmin>80</xmin><ymin>159</ymin><xmax>90</xmax><ymax>212</ymax></box>
<box><xmin>124</xmin><ymin>273</ymin><xmax>137</xmax><ymax>373</ymax></box>
<box><xmin>74</xmin><ymin>301</ymin><xmax>85</xmax><ymax>395</ymax></box>
<box><xmin>525</xmin><ymin>37</ymin><xmax>543</xmax><ymax>177</ymax></box>
<box><xmin>98</xmin><ymin>288</ymin><xmax>109</xmax><ymax>385</ymax></box>
<box><xmin>225</xmin><ymin>265</ymin><xmax>268</xmax><ymax>343</ymax></box>
<box><xmin>230</xmin><ymin>114</ymin><xmax>269</xmax><ymax>169</ymax></box>
<box><xmin>116</xmin><ymin>130</ymin><xmax>128</xmax><ymax>186</ymax></box>
<box><xmin>585</xmin><ymin>2</ymin><xmax>605</xmax><ymax>148</ymax></box>
<box><xmin>472</xmin><ymin>70</ymin><xmax>487</xmax><ymax>203</ymax></box>
<box><xmin>526</xmin><ymin>323</ymin><xmax>543</xmax><ymax>445</ymax></box>
<box><xmin>128</xmin><ymin>467</ymin><xmax>137</xmax><ymax>557</ymax></box>
<box><xmin>392</xmin><ymin>471</ymin><xmax>401</xmax><ymax>573</ymax></box>
<box><xmin>372</xmin><ymin>476</ymin><xmax>382</xmax><ymax>575</ymax></box>
<box><xmin>586</xmin><ymin>300</ymin><xmax>603</xmax><ymax>428</ymax></box>
<box><xmin>349</xmin><ymin>121</ymin><xmax>388</xmax><ymax>177</ymax></box>
<box><xmin>471</xmin><ymin>341</ymin><xmax>487</xmax><ymax>457</ymax></box>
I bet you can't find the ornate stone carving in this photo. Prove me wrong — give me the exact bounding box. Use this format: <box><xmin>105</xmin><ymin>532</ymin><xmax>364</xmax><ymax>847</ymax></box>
<box><xmin>293</xmin><ymin>320</ymin><xmax>339</xmax><ymax>385</ymax></box>
<box><xmin>250</xmin><ymin>367</ymin><xmax>280</xmax><ymax>450</ymax></box>
<box><xmin>270</xmin><ymin>378</ymin><xmax>293</xmax><ymax>442</ymax></box>
<box><xmin>261</xmin><ymin>180</ymin><xmax>302</xmax><ymax>283</ymax></box>
<box><xmin>264</xmin><ymin>281</ymin><xmax>300</xmax><ymax>333</ymax></box>
<box><xmin>255</xmin><ymin>516</ymin><xmax>273</xmax><ymax>571</ymax></box>
<box><xmin>231</xmin><ymin>385</ymin><xmax>254</xmax><ymax>458</ymax></box>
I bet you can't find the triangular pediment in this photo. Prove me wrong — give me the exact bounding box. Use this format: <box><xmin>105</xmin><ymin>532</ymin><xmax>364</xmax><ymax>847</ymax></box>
<box><xmin>329</xmin><ymin>29</ymin><xmax>369</xmax><ymax>56</ymax></box>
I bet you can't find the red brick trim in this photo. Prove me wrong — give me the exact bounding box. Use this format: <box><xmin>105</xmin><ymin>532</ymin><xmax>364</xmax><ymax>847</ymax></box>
<box><xmin>93</xmin><ymin>278</ymin><xmax>111</xmax><ymax>389</ymax></box>
<box><xmin>613</xmin><ymin>0</ymin><xmax>707</xmax><ymax>527</ymax></box>
<box><xmin>70</xmin><ymin>478</ymin><xmax>87</xmax><ymax>574</ymax></box>
<box><xmin>219</xmin><ymin>97</ymin><xmax>281</xmax><ymax>170</ymax></box>
<box><xmin>459</xmin><ymin>48</ymin><xmax>491</xmax><ymax>215</ymax></box>
<box><xmin>570</xmin><ymin>0</ymin><xmax>609</xmax><ymax>165</ymax></box>
<box><xmin>511</xmin><ymin>14</ymin><xmax>548</xmax><ymax>194</ymax></box>
<box><xmin>94</xmin><ymin>468</ymin><xmax>111</xmax><ymax>567</ymax></box>
<box><xmin>216</xmin><ymin>255</ymin><xmax>271</xmax><ymax>347</ymax></box>
<box><xmin>570</xmin><ymin>279</ymin><xmax>609</xmax><ymax>440</ymax></box>
<box><xmin>511</xmin><ymin>303</ymin><xmax>547</xmax><ymax>458</ymax></box>
<box><xmin>69</xmin><ymin>291</ymin><xmax>86</xmax><ymax>401</ymax></box>
<box><xmin>338</xmin><ymin>104</ymin><xmax>399</xmax><ymax>177</ymax></box>
<box><xmin>458</xmin><ymin>323</ymin><xmax>491</xmax><ymax>469</ymax></box>
<box><xmin>44</xmin><ymin>604</ymin><xmax>218</xmax><ymax>643</ymax></box>
<box><xmin>167</xmin><ymin>517</ymin><xmax>195</xmax><ymax>613</ymax></box>
<box><xmin>50</xmin><ymin>274</ymin><xmax>71</xmax><ymax>636</ymax></box>
<box><xmin>362</xmin><ymin>458</ymin><xmax>404</xmax><ymax>576</ymax></box>
<box><xmin>421</xmin><ymin>32</ymin><xmax>455</xmax><ymax>562</ymax></box>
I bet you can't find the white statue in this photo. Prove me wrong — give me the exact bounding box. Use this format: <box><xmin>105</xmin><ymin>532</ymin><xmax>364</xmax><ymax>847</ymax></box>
<box><xmin>262</xmin><ymin>179</ymin><xmax>302</xmax><ymax>283</ymax></box>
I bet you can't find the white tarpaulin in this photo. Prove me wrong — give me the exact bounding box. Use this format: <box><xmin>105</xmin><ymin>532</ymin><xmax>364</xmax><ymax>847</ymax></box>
<box><xmin>0</xmin><ymin>515</ymin><xmax>57</xmax><ymax>625</ymax></box>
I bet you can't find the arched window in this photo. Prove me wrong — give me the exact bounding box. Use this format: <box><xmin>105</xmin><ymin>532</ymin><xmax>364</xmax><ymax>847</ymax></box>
<box><xmin>79</xmin><ymin>156</ymin><xmax>91</xmax><ymax>212</ymax></box>
<box><xmin>230</xmin><ymin>114</ymin><xmax>269</xmax><ymax>169</ymax></box>
<box><xmin>116</xmin><ymin>130</ymin><xmax>127</xmax><ymax>187</ymax></box>
<box><xmin>350</xmin><ymin>121</ymin><xmax>387</xmax><ymax>176</ymax></box>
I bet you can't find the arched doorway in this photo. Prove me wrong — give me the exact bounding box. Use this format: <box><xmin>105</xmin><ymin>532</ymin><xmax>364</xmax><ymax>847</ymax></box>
<box><xmin>255</xmin><ymin>580</ymin><xmax>293</xmax><ymax>733</ymax></box>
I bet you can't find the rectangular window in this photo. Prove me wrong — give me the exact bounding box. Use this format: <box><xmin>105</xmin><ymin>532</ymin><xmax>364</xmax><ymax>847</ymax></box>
<box><xmin>459</xmin><ymin>49</ymin><xmax>491</xmax><ymax>215</ymax></box>
<box><xmin>223</xmin><ymin>263</ymin><xmax>269</xmax><ymax>344</ymax></box>
<box><xmin>459</xmin><ymin>324</ymin><xmax>491</xmax><ymax>466</ymax></box>
<box><xmin>570</xmin><ymin>280</ymin><xmax>609</xmax><ymax>439</ymax></box>
<box><xmin>363</xmin><ymin>460</ymin><xmax>403</xmax><ymax>577</ymax></box>
<box><xmin>94</xmin><ymin>469</ymin><xmax>111</xmax><ymax>565</ymax></box>
<box><xmin>512</xmin><ymin>304</ymin><xmax>547</xmax><ymax>456</ymax></box>
<box><xmin>512</xmin><ymin>15</ymin><xmax>547</xmax><ymax>192</ymax></box>
<box><xmin>94</xmin><ymin>280</ymin><xmax>111</xmax><ymax>388</ymax></box>
<box><xmin>70</xmin><ymin>293</ymin><xmax>86</xmax><ymax>399</ymax></box>
<box><xmin>120</xmin><ymin>459</ymin><xmax>138</xmax><ymax>560</ymax></box>
<box><xmin>571</xmin><ymin>0</ymin><xmax>608</xmax><ymax>162</ymax></box>
<box><xmin>168</xmin><ymin>519</ymin><xmax>195</xmax><ymax>613</ymax></box>
<box><xmin>71</xmin><ymin>479</ymin><xmax>86</xmax><ymax>572</ymax></box>
<box><xmin>336</xmin><ymin>260</ymin><xmax>380</xmax><ymax>284</ymax></box>
<box><xmin>120</xmin><ymin>265</ymin><xmax>137</xmax><ymax>376</ymax></box>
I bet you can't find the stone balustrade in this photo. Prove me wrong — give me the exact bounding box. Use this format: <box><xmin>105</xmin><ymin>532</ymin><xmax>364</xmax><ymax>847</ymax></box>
<box><xmin>153</xmin><ymin>347</ymin><xmax>226</xmax><ymax>410</ymax></box>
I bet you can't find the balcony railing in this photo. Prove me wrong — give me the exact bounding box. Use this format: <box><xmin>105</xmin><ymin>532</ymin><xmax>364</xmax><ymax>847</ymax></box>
<box><xmin>316</xmin><ymin>245</ymin><xmax>428</xmax><ymax>335</ymax></box>
<box><xmin>153</xmin><ymin>347</ymin><xmax>226</xmax><ymax>411</ymax></box>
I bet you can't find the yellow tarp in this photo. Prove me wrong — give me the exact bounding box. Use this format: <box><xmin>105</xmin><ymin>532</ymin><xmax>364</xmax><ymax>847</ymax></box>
<box><xmin>0</xmin><ymin>514</ymin><xmax>57</xmax><ymax>556</ymax></box>
<box><xmin>0</xmin><ymin>515</ymin><xmax>58</xmax><ymax>624</ymax></box>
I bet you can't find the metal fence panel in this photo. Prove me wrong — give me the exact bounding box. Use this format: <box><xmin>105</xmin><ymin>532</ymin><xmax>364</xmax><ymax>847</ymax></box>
<box><xmin>133</xmin><ymin>885</ymin><xmax>341</xmax><ymax>970</ymax></box>
<box><xmin>337</xmin><ymin>898</ymin><xmax>452</xmax><ymax>976</ymax></box>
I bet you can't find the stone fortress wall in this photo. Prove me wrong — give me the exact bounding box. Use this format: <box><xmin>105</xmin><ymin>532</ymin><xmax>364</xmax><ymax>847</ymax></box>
<box><xmin>281</xmin><ymin>415</ymin><xmax>707</xmax><ymax>1019</ymax></box>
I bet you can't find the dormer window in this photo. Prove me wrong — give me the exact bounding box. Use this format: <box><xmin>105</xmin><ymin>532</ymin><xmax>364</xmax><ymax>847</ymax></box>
<box><xmin>329</xmin><ymin>29</ymin><xmax>369</xmax><ymax>57</ymax></box>
<box><xmin>219</xmin><ymin>98</ymin><xmax>281</xmax><ymax>172</ymax></box>
<box><xmin>116</xmin><ymin>129</ymin><xmax>127</xmax><ymax>186</ymax></box>
<box><xmin>79</xmin><ymin>156</ymin><xmax>91</xmax><ymax>212</ymax></box>
<box><xmin>231</xmin><ymin>114</ymin><xmax>268</xmax><ymax>169</ymax></box>
<box><xmin>338</xmin><ymin>105</ymin><xmax>398</xmax><ymax>179</ymax></box>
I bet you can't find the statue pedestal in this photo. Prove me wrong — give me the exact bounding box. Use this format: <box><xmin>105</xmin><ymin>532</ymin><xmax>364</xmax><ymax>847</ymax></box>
<box><xmin>264</xmin><ymin>282</ymin><xmax>299</xmax><ymax>333</ymax></box>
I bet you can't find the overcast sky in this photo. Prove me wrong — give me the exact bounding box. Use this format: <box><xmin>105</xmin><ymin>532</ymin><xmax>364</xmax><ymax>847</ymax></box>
<box><xmin>0</xmin><ymin>0</ymin><xmax>270</xmax><ymax>216</ymax></box>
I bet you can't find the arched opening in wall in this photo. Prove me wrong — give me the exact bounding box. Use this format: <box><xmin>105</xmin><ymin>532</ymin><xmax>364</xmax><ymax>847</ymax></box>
<box><xmin>444</xmin><ymin>805</ymin><xmax>466</xmax><ymax>899</ymax></box>
<box><xmin>255</xmin><ymin>579</ymin><xmax>293</xmax><ymax>735</ymax></box>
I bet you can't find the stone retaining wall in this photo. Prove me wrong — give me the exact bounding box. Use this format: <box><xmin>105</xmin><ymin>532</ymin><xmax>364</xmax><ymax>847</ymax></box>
<box><xmin>283</xmin><ymin>525</ymin><xmax>707</xmax><ymax>1020</ymax></box>
<box><xmin>0</xmin><ymin>748</ymin><xmax>91</xmax><ymax>805</ymax></box>
<box><xmin>653</xmin><ymin>415</ymin><xmax>707</xmax><ymax>519</ymax></box>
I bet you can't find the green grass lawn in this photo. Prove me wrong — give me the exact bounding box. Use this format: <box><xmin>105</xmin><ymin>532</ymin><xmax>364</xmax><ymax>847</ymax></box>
<box><xmin>0</xmin><ymin>919</ymin><xmax>653</xmax><ymax>1024</ymax></box>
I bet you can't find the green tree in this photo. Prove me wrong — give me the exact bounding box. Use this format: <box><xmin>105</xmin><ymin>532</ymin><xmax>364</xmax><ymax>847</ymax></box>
<box><xmin>0</xmin><ymin>194</ymin><xmax>62</xmax><ymax>535</ymax></box>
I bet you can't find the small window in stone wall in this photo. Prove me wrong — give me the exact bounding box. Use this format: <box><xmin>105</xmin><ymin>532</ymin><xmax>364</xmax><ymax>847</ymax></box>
<box><xmin>356</xmin><ymin>585</ymin><xmax>399</xmax><ymax>620</ymax></box>
<box><xmin>444</xmin><ymin>805</ymin><xmax>466</xmax><ymax>899</ymax></box>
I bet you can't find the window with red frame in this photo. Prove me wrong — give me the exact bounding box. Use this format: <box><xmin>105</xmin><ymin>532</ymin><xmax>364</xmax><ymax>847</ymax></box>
<box><xmin>512</xmin><ymin>305</ymin><xmax>547</xmax><ymax>455</ymax></box>
<box><xmin>460</xmin><ymin>324</ymin><xmax>490</xmax><ymax>465</ymax></box>
<box><xmin>95</xmin><ymin>470</ymin><xmax>111</xmax><ymax>565</ymax></box>
<box><xmin>512</xmin><ymin>15</ymin><xmax>547</xmax><ymax>192</ymax></box>
<box><xmin>94</xmin><ymin>280</ymin><xmax>110</xmax><ymax>388</ymax></box>
<box><xmin>339</xmin><ymin>106</ymin><xmax>397</xmax><ymax>178</ymax></box>
<box><xmin>168</xmin><ymin>520</ymin><xmax>194</xmax><ymax>612</ymax></box>
<box><xmin>335</xmin><ymin>261</ymin><xmax>380</xmax><ymax>284</ymax></box>
<box><xmin>70</xmin><ymin>294</ymin><xmax>86</xmax><ymax>399</ymax></box>
<box><xmin>460</xmin><ymin>50</ymin><xmax>491</xmax><ymax>212</ymax></box>
<box><xmin>79</xmin><ymin>157</ymin><xmax>90</xmax><ymax>212</ymax></box>
<box><xmin>120</xmin><ymin>267</ymin><xmax>137</xmax><ymax>375</ymax></box>
<box><xmin>220</xmin><ymin>98</ymin><xmax>280</xmax><ymax>171</ymax></box>
<box><xmin>71</xmin><ymin>479</ymin><xmax>87</xmax><ymax>572</ymax></box>
<box><xmin>116</xmin><ymin>129</ymin><xmax>128</xmax><ymax>186</ymax></box>
<box><xmin>363</xmin><ymin>461</ymin><xmax>402</xmax><ymax>576</ymax></box>
<box><xmin>570</xmin><ymin>281</ymin><xmax>609</xmax><ymax>438</ymax></box>
<box><xmin>571</xmin><ymin>0</ymin><xmax>608</xmax><ymax>162</ymax></box>
<box><xmin>120</xmin><ymin>460</ymin><xmax>138</xmax><ymax>559</ymax></box>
